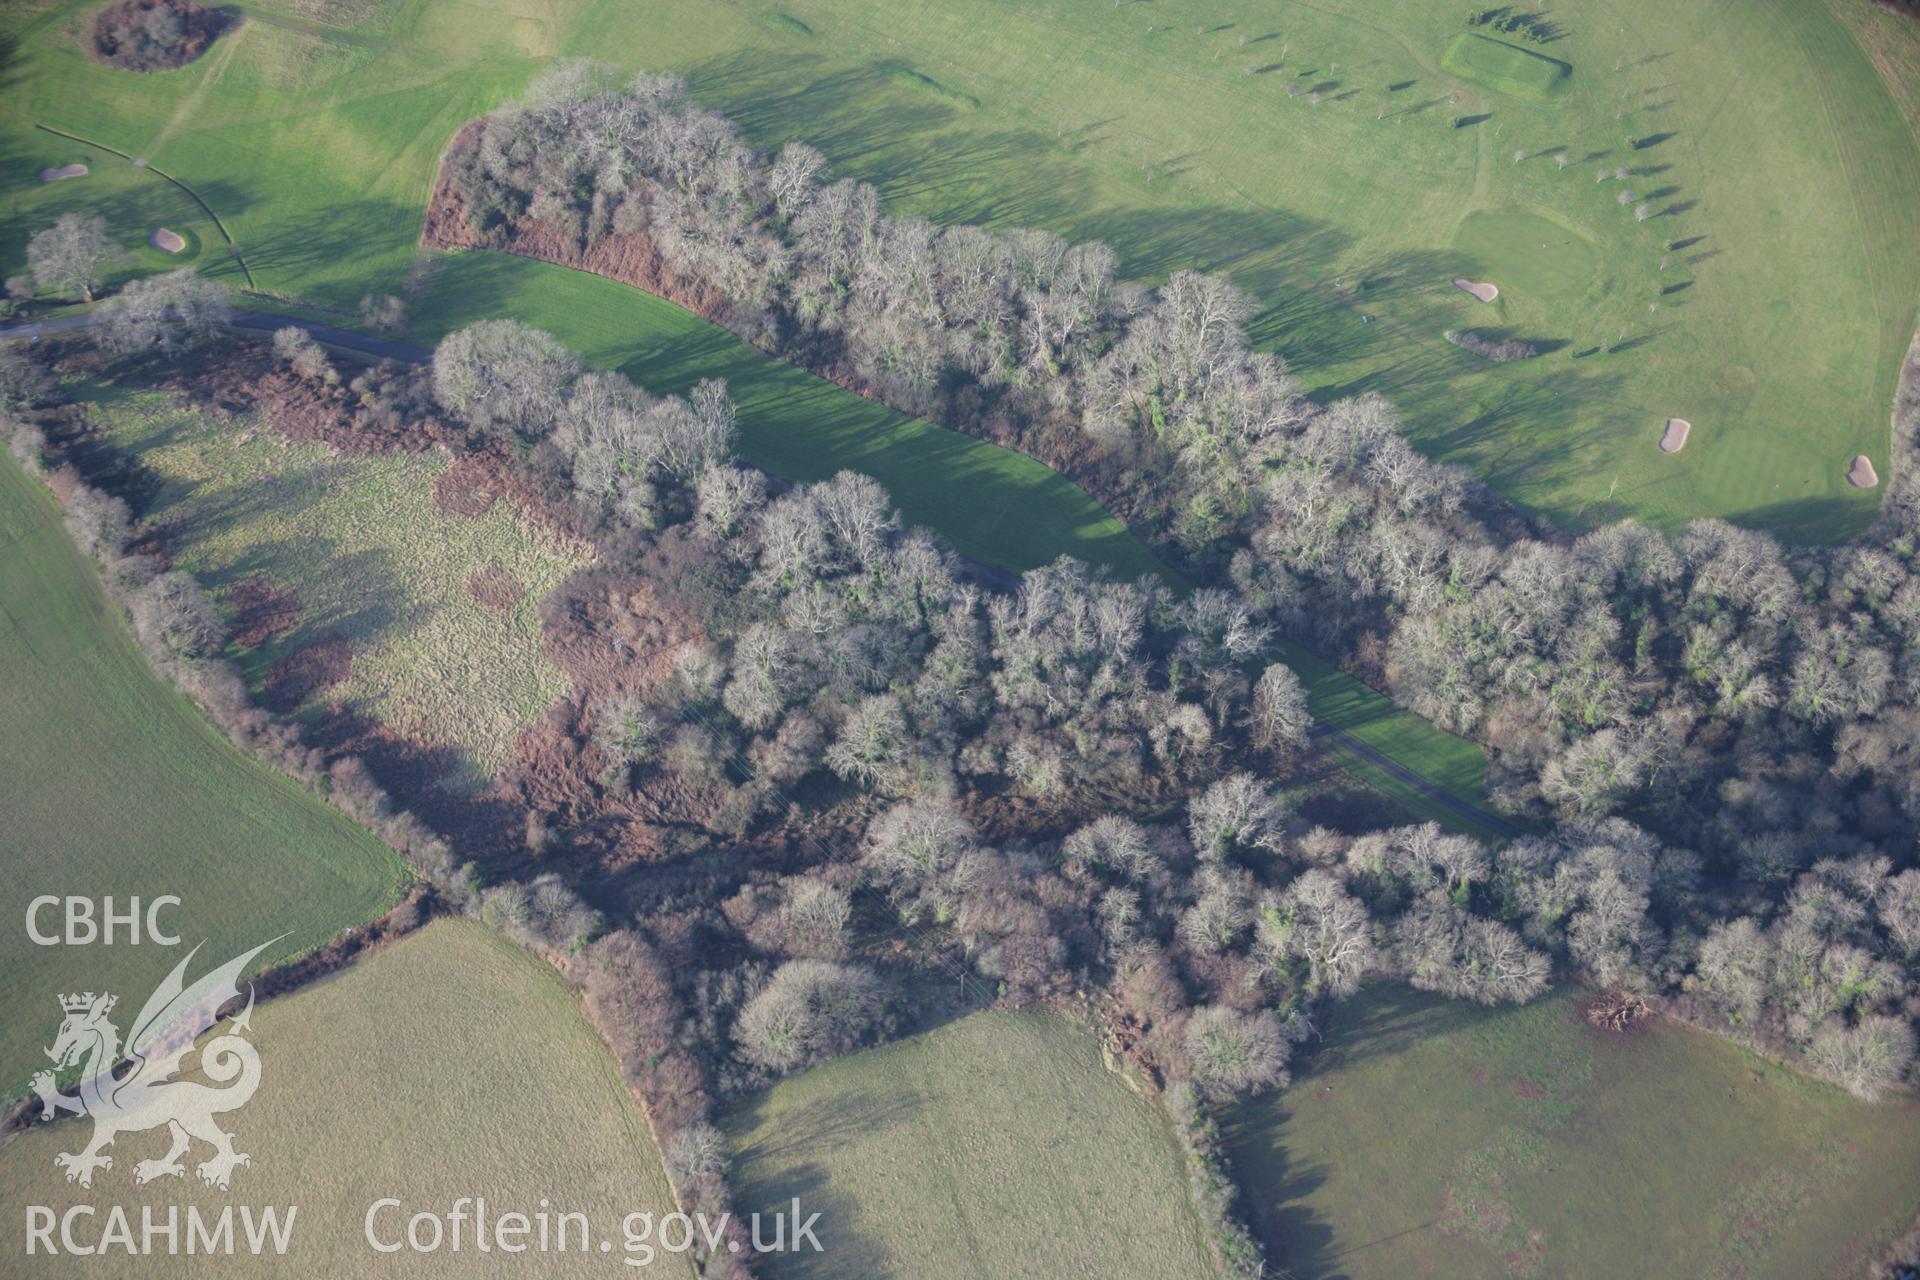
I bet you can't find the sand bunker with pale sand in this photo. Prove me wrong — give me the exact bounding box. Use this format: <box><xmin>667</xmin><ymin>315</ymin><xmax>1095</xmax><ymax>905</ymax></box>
<box><xmin>1451</xmin><ymin>277</ymin><xmax>1499</xmax><ymax>303</ymax></box>
<box><xmin>1659</xmin><ymin>418</ymin><xmax>1691</xmax><ymax>453</ymax></box>
<box><xmin>1847</xmin><ymin>455</ymin><xmax>1879</xmax><ymax>489</ymax></box>
<box><xmin>149</xmin><ymin>228</ymin><xmax>186</xmax><ymax>254</ymax></box>
<box><xmin>38</xmin><ymin>164</ymin><xmax>87</xmax><ymax>182</ymax></box>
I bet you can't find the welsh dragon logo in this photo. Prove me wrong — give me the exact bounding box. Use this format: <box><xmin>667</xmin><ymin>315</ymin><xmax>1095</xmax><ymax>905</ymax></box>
<box><xmin>31</xmin><ymin>940</ymin><xmax>276</xmax><ymax>1191</ymax></box>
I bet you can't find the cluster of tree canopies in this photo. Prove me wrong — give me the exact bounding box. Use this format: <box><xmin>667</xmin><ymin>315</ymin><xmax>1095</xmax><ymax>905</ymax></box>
<box><xmin>7</xmin><ymin>52</ymin><xmax>1918</xmax><ymax>1270</ymax></box>
<box><xmin>432</xmin><ymin>57</ymin><xmax>1920</xmax><ymax>1100</ymax></box>
<box><xmin>407</xmin><ymin>311</ymin><xmax>1919</xmax><ymax>1107</ymax></box>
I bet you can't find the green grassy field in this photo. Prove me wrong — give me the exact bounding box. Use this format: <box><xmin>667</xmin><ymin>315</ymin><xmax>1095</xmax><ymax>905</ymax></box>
<box><xmin>1440</xmin><ymin>34</ymin><xmax>1573</xmax><ymax>104</ymax></box>
<box><xmin>82</xmin><ymin>379</ymin><xmax>588</xmax><ymax>784</ymax></box>
<box><xmin>0</xmin><ymin>920</ymin><xmax>695</xmax><ymax>1277</ymax></box>
<box><xmin>407</xmin><ymin>251</ymin><xmax>1496</xmax><ymax>831</ymax></box>
<box><xmin>1</xmin><ymin>129</ymin><xmax>229</xmax><ymax>294</ymax></box>
<box><xmin>1228</xmin><ymin>986</ymin><xmax>1920</xmax><ymax>1279</ymax></box>
<box><xmin>6</xmin><ymin>0</ymin><xmax>1914</xmax><ymax>540</ymax></box>
<box><xmin>0</xmin><ymin>454</ymin><xmax>406</xmax><ymax>1103</ymax></box>
<box><xmin>722</xmin><ymin>1008</ymin><xmax>1215</xmax><ymax>1278</ymax></box>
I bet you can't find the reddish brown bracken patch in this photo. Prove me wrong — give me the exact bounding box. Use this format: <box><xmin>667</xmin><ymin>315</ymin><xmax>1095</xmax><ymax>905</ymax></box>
<box><xmin>434</xmin><ymin>453</ymin><xmax>505</xmax><ymax>517</ymax></box>
<box><xmin>468</xmin><ymin>562</ymin><xmax>525</xmax><ymax>613</ymax></box>
<box><xmin>423</xmin><ymin>125</ymin><xmax>733</xmax><ymax>321</ymax></box>
<box><xmin>227</xmin><ymin>573</ymin><xmax>302</xmax><ymax>649</ymax></box>
<box><xmin>265</xmin><ymin>631</ymin><xmax>353</xmax><ymax>711</ymax></box>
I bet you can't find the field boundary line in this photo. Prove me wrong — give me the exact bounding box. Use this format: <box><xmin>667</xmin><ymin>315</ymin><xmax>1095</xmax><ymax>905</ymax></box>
<box><xmin>34</xmin><ymin>122</ymin><xmax>257</xmax><ymax>288</ymax></box>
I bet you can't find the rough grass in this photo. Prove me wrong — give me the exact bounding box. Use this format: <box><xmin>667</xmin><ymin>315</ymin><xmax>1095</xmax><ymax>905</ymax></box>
<box><xmin>0</xmin><ymin>454</ymin><xmax>406</xmax><ymax>1103</ymax></box>
<box><xmin>722</xmin><ymin>1008</ymin><xmax>1215</xmax><ymax>1279</ymax></box>
<box><xmin>0</xmin><ymin>920</ymin><xmax>694</xmax><ymax>1278</ymax></box>
<box><xmin>84</xmin><ymin>382</ymin><xmax>588</xmax><ymax>784</ymax></box>
<box><xmin>1440</xmin><ymin>33</ymin><xmax>1572</xmax><ymax>103</ymax></box>
<box><xmin>1228</xmin><ymin>985</ymin><xmax>1920</xmax><ymax>1279</ymax></box>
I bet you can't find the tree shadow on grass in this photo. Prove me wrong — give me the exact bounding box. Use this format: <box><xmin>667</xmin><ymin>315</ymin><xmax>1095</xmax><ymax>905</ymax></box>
<box><xmin>241</xmin><ymin>195</ymin><xmax>421</xmax><ymax>298</ymax></box>
<box><xmin>724</xmin><ymin>1089</ymin><xmax>941</xmax><ymax>1279</ymax></box>
<box><xmin>682</xmin><ymin>49</ymin><xmax>1364</xmax><ymax>287</ymax></box>
<box><xmin>1216</xmin><ymin>988</ymin><xmax>1551</xmax><ymax>1276</ymax></box>
<box><xmin>729</xmin><ymin>1088</ymin><xmax>932</xmax><ymax>1167</ymax></box>
<box><xmin>1727</xmin><ymin>491</ymin><xmax>1877</xmax><ymax>546</ymax></box>
<box><xmin>729</xmin><ymin>1160</ymin><xmax>895</xmax><ymax>1279</ymax></box>
<box><xmin>1223</xmin><ymin>1099</ymin><xmax>1339</xmax><ymax>1277</ymax></box>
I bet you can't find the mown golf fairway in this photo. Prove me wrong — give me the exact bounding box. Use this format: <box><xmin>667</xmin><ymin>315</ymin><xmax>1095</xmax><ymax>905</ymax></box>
<box><xmin>724</xmin><ymin>1008</ymin><xmax>1214</xmax><ymax>1279</ymax></box>
<box><xmin>1229</xmin><ymin>986</ymin><xmax>1920</xmax><ymax>1279</ymax></box>
<box><xmin>0</xmin><ymin>920</ymin><xmax>694</xmax><ymax>1277</ymax></box>
<box><xmin>0</xmin><ymin>454</ymin><xmax>406</xmax><ymax>1103</ymax></box>
<box><xmin>5</xmin><ymin>0</ymin><xmax>1914</xmax><ymax>540</ymax></box>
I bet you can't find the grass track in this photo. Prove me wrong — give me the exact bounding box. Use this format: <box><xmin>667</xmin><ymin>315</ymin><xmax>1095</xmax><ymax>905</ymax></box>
<box><xmin>1228</xmin><ymin>985</ymin><xmax>1920</xmax><ymax>1279</ymax></box>
<box><xmin>0</xmin><ymin>454</ymin><xmax>406</xmax><ymax>1102</ymax></box>
<box><xmin>410</xmin><ymin>252</ymin><xmax>1165</xmax><ymax>580</ymax></box>
<box><xmin>0</xmin><ymin>920</ymin><xmax>694</xmax><ymax>1277</ymax></box>
<box><xmin>723</xmin><ymin>1008</ymin><xmax>1215</xmax><ymax>1278</ymax></box>
<box><xmin>408</xmin><ymin>251</ymin><xmax>1496</xmax><ymax>831</ymax></box>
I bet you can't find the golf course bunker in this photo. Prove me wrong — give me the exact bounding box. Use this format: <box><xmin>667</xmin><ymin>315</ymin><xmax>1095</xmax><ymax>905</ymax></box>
<box><xmin>1847</xmin><ymin>455</ymin><xmax>1880</xmax><ymax>488</ymax></box>
<box><xmin>38</xmin><ymin>163</ymin><xmax>88</xmax><ymax>182</ymax></box>
<box><xmin>1659</xmin><ymin>418</ymin><xmax>1691</xmax><ymax>453</ymax></box>
<box><xmin>149</xmin><ymin>228</ymin><xmax>186</xmax><ymax>254</ymax></box>
<box><xmin>1452</xmin><ymin>278</ymin><xmax>1499</xmax><ymax>303</ymax></box>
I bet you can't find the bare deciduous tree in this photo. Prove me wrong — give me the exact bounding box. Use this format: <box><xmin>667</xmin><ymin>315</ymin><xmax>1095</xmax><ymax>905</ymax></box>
<box><xmin>271</xmin><ymin>326</ymin><xmax>335</xmax><ymax>385</ymax></box>
<box><xmin>734</xmin><ymin>960</ymin><xmax>887</xmax><ymax>1072</ymax></box>
<box><xmin>27</xmin><ymin>214</ymin><xmax>120</xmax><ymax>302</ymax></box>
<box><xmin>1184</xmin><ymin>1006</ymin><xmax>1291</xmax><ymax>1098</ymax></box>
<box><xmin>432</xmin><ymin>319</ymin><xmax>581</xmax><ymax>446</ymax></box>
<box><xmin>96</xmin><ymin>269</ymin><xmax>230</xmax><ymax>353</ymax></box>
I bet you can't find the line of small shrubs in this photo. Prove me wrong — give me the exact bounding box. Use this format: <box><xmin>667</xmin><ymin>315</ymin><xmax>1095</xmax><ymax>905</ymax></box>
<box><xmin>1443</xmin><ymin>328</ymin><xmax>1542</xmax><ymax>362</ymax></box>
<box><xmin>1166</xmin><ymin>1080</ymin><xmax>1268</xmax><ymax>1279</ymax></box>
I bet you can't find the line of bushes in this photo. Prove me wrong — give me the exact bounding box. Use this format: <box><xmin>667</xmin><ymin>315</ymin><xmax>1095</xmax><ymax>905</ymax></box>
<box><xmin>1442</xmin><ymin>328</ymin><xmax>1542</xmax><ymax>362</ymax></box>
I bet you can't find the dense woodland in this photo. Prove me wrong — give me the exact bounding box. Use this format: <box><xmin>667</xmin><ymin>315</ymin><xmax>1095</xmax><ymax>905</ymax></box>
<box><xmin>7</xmin><ymin>53</ymin><xmax>1920</xmax><ymax>1278</ymax></box>
<box><xmin>440</xmin><ymin>60</ymin><xmax>1920</xmax><ymax>1092</ymax></box>
<box><xmin>88</xmin><ymin>0</ymin><xmax>226</xmax><ymax>73</ymax></box>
